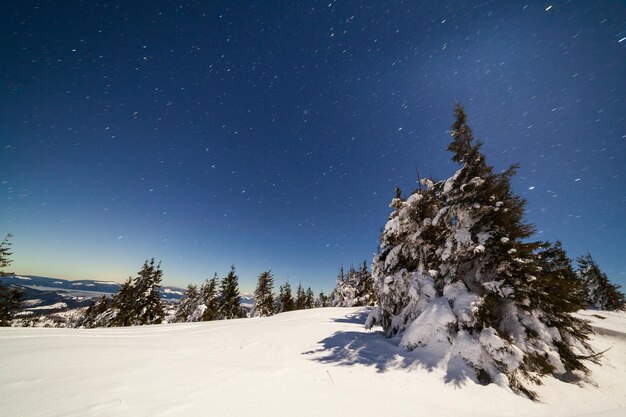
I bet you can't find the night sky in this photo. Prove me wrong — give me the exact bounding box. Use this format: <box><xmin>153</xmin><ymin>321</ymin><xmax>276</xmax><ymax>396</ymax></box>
<box><xmin>2</xmin><ymin>1</ymin><xmax>625</xmax><ymax>293</ymax></box>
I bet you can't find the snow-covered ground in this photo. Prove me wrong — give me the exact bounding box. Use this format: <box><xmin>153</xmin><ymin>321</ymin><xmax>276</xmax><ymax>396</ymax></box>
<box><xmin>24</xmin><ymin>301</ymin><xmax>68</xmax><ymax>310</ymax></box>
<box><xmin>1</xmin><ymin>308</ymin><xmax>624</xmax><ymax>417</ymax></box>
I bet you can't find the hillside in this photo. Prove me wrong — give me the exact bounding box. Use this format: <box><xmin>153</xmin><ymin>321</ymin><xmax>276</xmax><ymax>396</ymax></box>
<box><xmin>1</xmin><ymin>308</ymin><xmax>624</xmax><ymax>417</ymax></box>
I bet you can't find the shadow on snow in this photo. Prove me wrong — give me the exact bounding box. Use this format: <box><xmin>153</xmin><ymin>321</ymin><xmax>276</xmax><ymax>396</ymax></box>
<box><xmin>304</xmin><ymin>309</ymin><xmax>478</xmax><ymax>388</ymax></box>
<box><xmin>330</xmin><ymin>309</ymin><xmax>371</xmax><ymax>325</ymax></box>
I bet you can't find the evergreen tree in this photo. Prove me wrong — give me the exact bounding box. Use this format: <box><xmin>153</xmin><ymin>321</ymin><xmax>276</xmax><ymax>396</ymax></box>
<box><xmin>251</xmin><ymin>270</ymin><xmax>275</xmax><ymax>317</ymax></box>
<box><xmin>219</xmin><ymin>265</ymin><xmax>241</xmax><ymax>319</ymax></box>
<box><xmin>175</xmin><ymin>284</ymin><xmax>200</xmax><ymax>322</ymax></box>
<box><xmin>316</xmin><ymin>291</ymin><xmax>330</xmax><ymax>307</ymax></box>
<box><xmin>536</xmin><ymin>241</ymin><xmax>586</xmax><ymax>313</ymax></box>
<box><xmin>356</xmin><ymin>261</ymin><xmax>376</xmax><ymax>306</ymax></box>
<box><xmin>0</xmin><ymin>234</ymin><xmax>22</xmax><ymax>326</ymax></box>
<box><xmin>295</xmin><ymin>283</ymin><xmax>307</xmax><ymax>310</ymax></box>
<box><xmin>78</xmin><ymin>259</ymin><xmax>165</xmax><ymax>327</ymax></box>
<box><xmin>198</xmin><ymin>274</ymin><xmax>220</xmax><ymax>321</ymax></box>
<box><xmin>278</xmin><ymin>282</ymin><xmax>295</xmax><ymax>312</ymax></box>
<box><xmin>331</xmin><ymin>266</ymin><xmax>354</xmax><ymax>307</ymax></box>
<box><xmin>111</xmin><ymin>277</ymin><xmax>136</xmax><ymax>326</ymax></box>
<box><xmin>337</xmin><ymin>266</ymin><xmax>346</xmax><ymax>286</ymax></box>
<box><xmin>331</xmin><ymin>262</ymin><xmax>375</xmax><ymax>307</ymax></box>
<box><xmin>578</xmin><ymin>253</ymin><xmax>625</xmax><ymax>311</ymax></box>
<box><xmin>0</xmin><ymin>234</ymin><xmax>12</xmax><ymax>274</ymax></box>
<box><xmin>366</xmin><ymin>105</ymin><xmax>598</xmax><ymax>399</ymax></box>
<box><xmin>305</xmin><ymin>287</ymin><xmax>315</xmax><ymax>309</ymax></box>
<box><xmin>79</xmin><ymin>295</ymin><xmax>112</xmax><ymax>328</ymax></box>
<box><xmin>132</xmin><ymin>258</ymin><xmax>165</xmax><ymax>325</ymax></box>
<box><xmin>533</xmin><ymin>241</ymin><xmax>592</xmax><ymax>373</ymax></box>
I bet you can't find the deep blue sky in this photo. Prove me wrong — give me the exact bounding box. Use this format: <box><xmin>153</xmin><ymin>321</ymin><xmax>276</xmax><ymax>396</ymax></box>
<box><xmin>1</xmin><ymin>1</ymin><xmax>625</xmax><ymax>293</ymax></box>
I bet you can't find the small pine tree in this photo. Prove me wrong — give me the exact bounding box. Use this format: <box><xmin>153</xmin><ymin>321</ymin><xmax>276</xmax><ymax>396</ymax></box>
<box><xmin>533</xmin><ymin>241</ymin><xmax>594</xmax><ymax>373</ymax></box>
<box><xmin>0</xmin><ymin>283</ymin><xmax>22</xmax><ymax>327</ymax></box>
<box><xmin>78</xmin><ymin>259</ymin><xmax>165</xmax><ymax>327</ymax></box>
<box><xmin>331</xmin><ymin>266</ymin><xmax>354</xmax><ymax>307</ymax></box>
<box><xmin>198</xmin><ymin>274</ymin><xmax>220</xmax><ymax>321</ymax></box>
<box><xmin>251</xmin><ymin>271</ymin><xmax>275</xmax><ymax>317</ymax></box>
<box><xmin>79</xmin><ymin>295</ymin><xmax>112</xmax><ymax>328</ymax></box>
<box><xmin>111</xmin><ymin>277</ymin><xmax>136</xmax><ymax>326</ymax></box>
<box><xmin>278</xmin><ymin>282</ymin><xmax>295</xmax><ymax>312</ymax></box>
<box><xmin>295</xmin><ymin>283</ymin><xmax>307</xmax><ymax>310</ymax></box>
<box><xmin>355</xmin><ymin>261</ymin><xmax>375</xmax><ymax>306</ymax></box>
<box><xmin>0</xmin><ymin>234</ymin><xmax>22</xmax><ymax>326</ymax></box>
<box><xmin>578</xmin><ymin>253</ymin><xmax>625</xmax><ymax>311</ymax></box>
<box><xmin>0</xmin><ymin>234</ymin><xmax>12</xmax><ymax>274</ymax></box>
<box><xmin>132</xmin><ymin>258</ymin><xmax>165</xmax><ymax>325</ymax></box>
<box><xmin>219</xmin><ymin>265</ymin><xmax>241</xmax><ymax>319</ymax></box>
<box><xmin>316</xmin><ymin>291</ymin><xmax>330</xmax><ymax>307</ymax></box>
<box><xmin>305</xmin><ymin>287</ymin><xmax>315</xmax><ymax>309</ymax></box>
<box><xmin>536</xmin><ymin>242</ymin><xmax>587</xmax><ymax>313</ymax></box>
<box><xmin>331</xmin><ymin>261</ymin><xmax>375</xmax><ymax>307</ymax></box>
<box><xmin>175</xmin><ymin>284</ymin><xmax>200</xmax><ymax>322</ymax></box>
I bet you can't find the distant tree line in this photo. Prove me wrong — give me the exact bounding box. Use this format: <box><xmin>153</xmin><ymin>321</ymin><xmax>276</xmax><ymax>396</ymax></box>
<box><xmin>77</xmin><ymin>262</ymin><xmax>339</xmax><ymax>327</ymax></box>
<box><xmin>176</xmin><ymin>269</ymin><xmax>322</xmax><ymax>322</ymax></box>
<box><xmin>77</xmin><ymin>258</ymin><xmax>377</xmax><ymax>326</ymax></box>
<box><xmin>0</xmin><ymin>230</ymin><xmax>622</xmax><ymax>330</ymax></box>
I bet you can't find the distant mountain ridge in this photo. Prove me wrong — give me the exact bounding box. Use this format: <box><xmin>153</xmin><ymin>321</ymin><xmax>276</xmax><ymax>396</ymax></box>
<box><xmin>2</xmin><ymin>274</ymin><xmax>186</xmax><ymax>301</ymax></box>
<box><xmin>2</xmin><ymin>274</ymin><xmax>254</xmax><ymax>308</ymax></box>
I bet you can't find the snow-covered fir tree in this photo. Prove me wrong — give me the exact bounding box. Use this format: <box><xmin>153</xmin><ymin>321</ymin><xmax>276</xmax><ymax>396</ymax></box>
<box><xmin>110</xmin><ymin>278</ymin><xmax>136</xmax><ymax>326</ymax></box>
<box><xmin>330</xmin><ymin>267</ymin><xmax>352</xmax><ymax>307</ymax></box>
<box><xmin>79</xmin><ymin>259</ymin><xmax>165</xmax><ymax>327</ymax></box>
<box><xmin>219</xmin><ymin>265</ymin><xmax>241</xmax><ymax>319</ymax></box>
<box><xmin>366</xmin><ymin>105</ymin><xmax>598</xmax><ymax>399</ymax></box>
<box><xmin>305</xmin><ymin>287</ymin><xmax>315</xmax><ymax>309</ymax></box>
<box><xmin>578</xmin><ymin>253</ymin><xmax>625</xmax><ymax>311</ymax></box>
<box><xmin>331</xmin><ymin>262</ymin><xmax>375</xmax><ymax>307</ymax></box>
<box><xmin>277</xmin><ymin>282</ymin><xmax>295</xmax><ymax>312</ymax></box>
<box><xmin>79</xmin><ymin>295</ymin><xmax>113</xmax><ymax>328</ymax></box>
<box><xmin>132</xmin><ymin>258</ymin><xmax>165</xmax><ymax>325</ymax></box>
<box><xmin>175</xmin><ymin>284</ymin><xmax>200</xmax><ymax>322</ymax></box>
<box><xmin>198</xmin><ymin>274</ymin><xmax>220</xmax><ymax>321</ymax></box>
<box><xmin>251</xmin><ymin>271</ymin><xmax>275</xmax><ymax>317</ymax></box>
<box><xmin>295</xmin><ymin>283</ymin><xmax>307</xmax><ymax>310</ymax></box>
<box><xmin>0</xmin><ymin>234</ymin><xmax>11</xmax><ymax>274</ymax></box>
<box><xmin>356</xmin><ymin>261</ymin><xmax>376</xmax><ymax>306</ymax></box>
<box><xmin>535</xmin><ymin>241</ymin><xmax>587</xmax><ymax>312</ymax></box>
<box><xmin>79</xmin><ymin>278</ymin><xmax>133</xmax><ymax>328</ymax></box>
<box><xmin>0</xmin><ymin>283</ymin><xmax>21</xmax><ymax>326</ymax></box>
<box><xmin>316</xmin><ymin>291</ymin><xmax>330</xmax><ymax>307</ymax></box>
<box><xmin>0</xmin><ymin>234</ymin><xmax>22</xmax><ymax>326</ymax></box>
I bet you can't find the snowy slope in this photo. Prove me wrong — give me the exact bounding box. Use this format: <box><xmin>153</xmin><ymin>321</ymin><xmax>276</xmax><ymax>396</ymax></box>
<box><xmin>1</xmin><ymin>308</ymin><xmax>625</xmax><ymax>417</ymax></box>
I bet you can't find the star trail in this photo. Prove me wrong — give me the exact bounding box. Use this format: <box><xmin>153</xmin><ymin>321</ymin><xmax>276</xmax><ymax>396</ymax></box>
<box><xmin>2</xmin><ymin>1</ymin><xmax>625</xmax><ymax>291</ymax></box>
